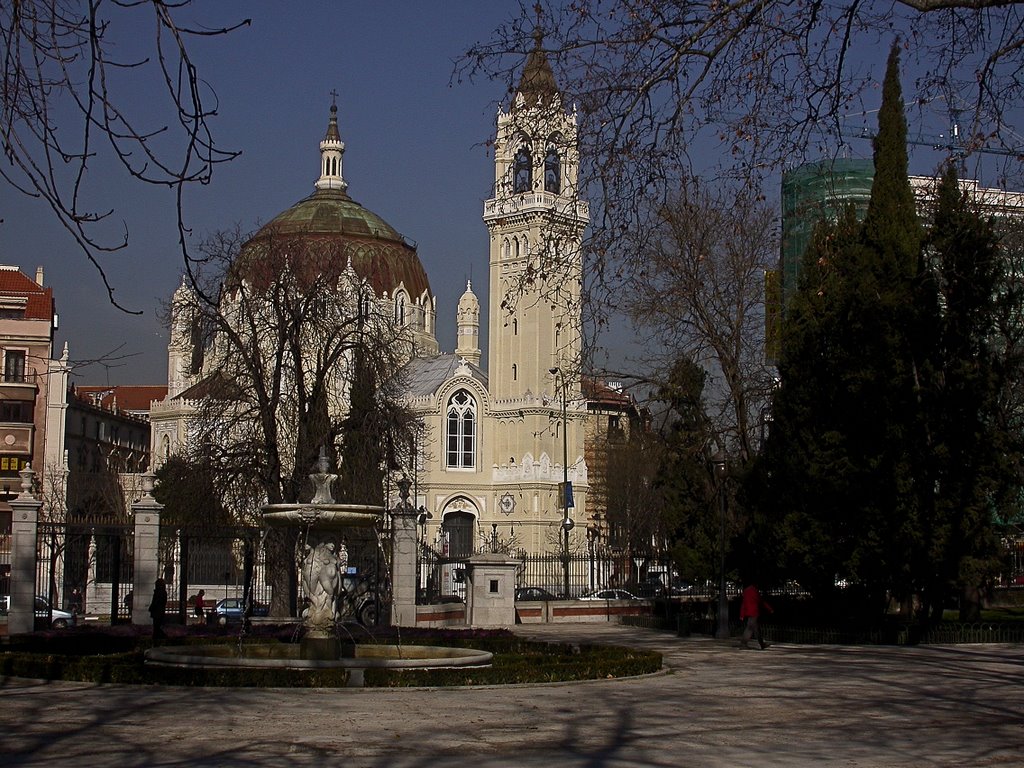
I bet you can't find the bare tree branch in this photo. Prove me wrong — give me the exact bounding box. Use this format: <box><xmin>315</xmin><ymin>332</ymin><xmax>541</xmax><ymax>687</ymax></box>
<box><xmin>1</xmin><ymin>1</ymin><xmax>248</xmax><ymax>311</ymax></box>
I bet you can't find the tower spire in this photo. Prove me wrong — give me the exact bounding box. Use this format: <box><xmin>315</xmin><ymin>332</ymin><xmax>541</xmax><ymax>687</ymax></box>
<box><xmin>316</xmin><ymin>96</ymin><xmax>347</xmax><ymax>193</ymax></box>
<box><xmin>455</xmin><ymin>280</ymin><xmax>481</xmax><ymax>366</ymax></box>
<box><xmin>514</xmin><ymin>26</ymin><xmax>559</xmax><ymax>109</ymax></box>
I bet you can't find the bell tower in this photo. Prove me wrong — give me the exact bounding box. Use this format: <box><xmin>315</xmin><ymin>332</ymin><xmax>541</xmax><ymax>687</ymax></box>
<box><xmin>483</xmin><ymin>30</ymin><xmax>588</xmax><ymax>401</ymax></box>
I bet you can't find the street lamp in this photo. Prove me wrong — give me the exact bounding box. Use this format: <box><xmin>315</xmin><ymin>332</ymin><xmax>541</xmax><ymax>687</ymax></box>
<box><xmin>549</xmin><ymin>366</ymin><xmax>573</xmax><ymax>598</ymax></box>
<box><xmin>711</xmin><ymin>449</ymin><xmax>729</xmax><ymax>640</ymax></box>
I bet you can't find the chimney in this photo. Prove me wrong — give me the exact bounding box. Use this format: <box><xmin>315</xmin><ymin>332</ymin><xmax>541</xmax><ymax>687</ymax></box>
<box><xmin>35</xmin><ymin>266</ymin><xmax>44</xmax><ymax>286</ymax></box>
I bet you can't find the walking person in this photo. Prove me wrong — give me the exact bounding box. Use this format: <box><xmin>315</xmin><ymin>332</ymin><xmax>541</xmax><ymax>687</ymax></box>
<box><xmin>740</xmin><ymin>580</ymin><xmax>772</xmax><ymax>650</ymax></box>
<box><xmin>149</xmin><ymin>579</ymin><xmax>168</xmax><ymax>640</ymax></box>
<box><xmin>194</xmin><ymin>589</ymin><xmax>206</xmax><ymax>624</ymax></box>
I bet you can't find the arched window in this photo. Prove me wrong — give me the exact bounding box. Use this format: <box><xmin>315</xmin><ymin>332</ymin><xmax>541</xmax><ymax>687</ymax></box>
<box><xmin>512</xmin><ymin>364</ymin><xmax>517</xmax><ymax>381</ymax></box>
<box><xmin>514</xmin><ymin>147</ymin><xmax>532</xmax><ymax>193</ymax></box>
<box><xmin>446</xmin><ymin>390</ymin><xmax>476</xmax><ymax>470</ymax></box>
<box><xmin>395</xmin><ymin>293</ymin><xmax>406</xmax><ymax>325</ymax></box>
<box><xmin>544</xmin><ymin>148</ymin><xmax>561</xmax><ymax>193</ymax></box>
<box><xmin>512</xmin><ymin>318</ymin><xmax>518</xmax><ymax>336</ymax></box>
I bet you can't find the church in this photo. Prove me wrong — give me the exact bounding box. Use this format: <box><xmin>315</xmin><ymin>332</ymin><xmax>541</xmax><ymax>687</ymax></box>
<box><xmin>150</xmin><ymin>39</ymin><xmax>591</xmax><ymax>559</ymax></box>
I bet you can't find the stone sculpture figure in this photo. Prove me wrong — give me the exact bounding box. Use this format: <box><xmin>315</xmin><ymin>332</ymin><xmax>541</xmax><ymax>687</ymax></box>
<box><xmin>300</xmin><ymin>538</ymin><xmax>347</xmax><ymax>631</ymax></box>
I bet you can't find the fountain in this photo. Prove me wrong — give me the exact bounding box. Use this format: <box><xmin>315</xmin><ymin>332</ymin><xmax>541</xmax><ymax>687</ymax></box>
<box><xmin>145</xmin><ymin>449</ymin><xmax>492</xmax><ymax>684</ymax></box>
<box><xmin>263</xmin><ymin>447</ymin><xmax>382</xmax><ymax>660</ymax></box>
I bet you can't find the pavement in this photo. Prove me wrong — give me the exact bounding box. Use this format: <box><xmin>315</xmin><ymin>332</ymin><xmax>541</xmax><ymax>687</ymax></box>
<box><xmin>1</xmin><ymin>622</ymin><xmax>1022</xmax><ymax>767</ymax></box>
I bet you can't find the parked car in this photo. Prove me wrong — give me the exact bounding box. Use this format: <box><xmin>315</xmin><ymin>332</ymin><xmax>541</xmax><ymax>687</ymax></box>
<box><xmin>336</xmin><ymin>574</ymin><xmax>384</xmax><ymax>626</ymax></box>
<box><xmin>3</xmin><ymin>596</ymin><xmax>76</xmax><ymax>629</ymax></box>
<box><xmin>37</xmin><ymin>597</ymin><xmax>75</xmax><ymax>629</ymax></box>
<box><xmin>210</xmin><ymin>597</ymin><xmax>269</xmax><ymax>625</ymax></box>
<box><xmin>515</xmin><ymin>587</ymin><xmax>558</xmax><ymax>602</ymax></box>
<box><xmin>579</xmin><ymin>588</ymin><xmax>640</xmax><ymax>601</ymax></box>
<box><xmin>624</xmin><ymin>580</ymin><xmax>668</xmax><ymax>598</ymax></box>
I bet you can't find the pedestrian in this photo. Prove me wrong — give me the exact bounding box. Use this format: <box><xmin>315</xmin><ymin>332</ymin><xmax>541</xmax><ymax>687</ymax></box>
<box><xmin>194</xmin><ymin>589</ymin><xmax>206</xmax><ymax>623</ymax></box>
<box><xmin>123</xmin><ymin>589</ymin><xmax>133</xmax><ymax>618</ymax></box>
<box><xmin>740</xmin><ymin>580</ymin><xmax>772</xmax><ymax>650</ymax></box>
<box><xmin>69</xmin><ymin>587</ymin><xmax>83</xmax><ymax>617</ymax></box>
<box><xmin>149</xmin><ymin>579</ymin><xmax>168</xmax><ymax>640</ymax></box>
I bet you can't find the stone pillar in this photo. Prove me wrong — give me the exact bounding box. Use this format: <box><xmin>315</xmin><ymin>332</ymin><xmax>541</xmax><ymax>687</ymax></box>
<box><xmin>131</xmin><ymin>470</ymin><xmax>163</xmax><ymax>627</ymax></box>
<box><xmin>8</xmin><ymin>466</ymin><xmax>42</xmax><ymax>635</ymax></box>
<box><xmin>390</xmin><ymin>475</ymin><xmax>419</xmax><ymax>627</ymax></box>
<box><xmin>465</xmin><ymin>553</ymin><xmax>519</xmax><ymax>628</ymax></box>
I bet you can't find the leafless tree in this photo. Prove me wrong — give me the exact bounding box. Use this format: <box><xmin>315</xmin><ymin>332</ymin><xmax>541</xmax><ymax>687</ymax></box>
<box><xmin>172</xmin><ymin>226</ymin><xmax>413</xmax><ymax>614</ymax></box>
<box><xmin>1</xmin><ymin>1</ymin><xmax>248</xmax><ymax>310</ymax></box>
<box><xmin>621</xmin><ymin>182</ymin><xmax>777</xmax><ymax>460</ymax></box>
<box><xmin>459</xmin><ymin>1</ymin><xmax>1024</xmax><ymax>344</ymax></box>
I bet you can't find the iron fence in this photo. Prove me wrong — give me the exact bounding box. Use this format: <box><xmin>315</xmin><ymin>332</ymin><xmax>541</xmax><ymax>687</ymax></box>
<box><xmin>36</xmin><ymin>520</ymin><xmax>134</xmax><ymax>624</ymax></box>
<box><xmin>158</xmin><ymin>525</ymin><xmax>268</xmax><ymax>622</ymax></box>
<box><xmin>414</xmin><ymin>543</ymin><xmax>684</xmax><ymax>602</ymax></box>
<box><xmin>155</xmin><ymin>523</ymin><xmax>391</xmax><ymax>625</ymax></box>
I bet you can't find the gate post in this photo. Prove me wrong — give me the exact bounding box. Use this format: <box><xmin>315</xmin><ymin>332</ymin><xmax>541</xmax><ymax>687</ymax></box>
<box><xmin>9</xmin><ymin>465</ymin><xmax>42</xmax><ymax>635</ymax></box>
<box><xmin>390</xmin><ymin>475</ymin><xmax>418</xmax><ymax>627</ymax></box>
<box><xmin>131</xmin><ymin>470</ymin><xmax>163</xmax><ymax>627</ymax></box>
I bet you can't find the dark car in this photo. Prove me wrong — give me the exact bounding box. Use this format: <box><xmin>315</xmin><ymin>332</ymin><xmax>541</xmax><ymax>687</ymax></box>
<box><xmin>515</xmin><ymin>586</ymin><xmax>558</xmax><ymax>602</ymax></box>
<box><xmin>626</xmin><ymin>579</ymin><xmax>694</xmax><ymax>598</ymax></box>
<box><xmin>211</xmin><ymin>597</ymin><xmax>269</xmax><ymax>624</ymax></box>
<box><xmin>580</xmin><ymin>588</ymin><xmax>640</xmax><ymax>601</ymax></box>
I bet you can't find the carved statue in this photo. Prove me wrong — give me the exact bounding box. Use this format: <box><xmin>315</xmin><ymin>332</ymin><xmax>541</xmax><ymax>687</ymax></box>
<box><xmin>300</xmin><ymin>538</ymin><xmax>347</xmax><ymax>629</ymax></box>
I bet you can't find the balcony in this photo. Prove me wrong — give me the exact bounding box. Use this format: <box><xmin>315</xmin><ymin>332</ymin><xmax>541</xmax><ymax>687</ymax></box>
<box><xmin>0</xmin><ymin>373</ymin><xmax>37</xmax><ymax>402</ymax></box>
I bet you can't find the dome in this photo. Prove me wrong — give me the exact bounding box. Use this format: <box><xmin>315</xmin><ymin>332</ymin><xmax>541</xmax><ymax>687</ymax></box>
<box><xmin>235</xmin><ymin>105</ymin><xmax>432</xmax><ymax>303</ymax></box>
<box><xmin>244</xmin><ymin>188</ymin><xmax>432</xmax><ymax>300</ymax></box>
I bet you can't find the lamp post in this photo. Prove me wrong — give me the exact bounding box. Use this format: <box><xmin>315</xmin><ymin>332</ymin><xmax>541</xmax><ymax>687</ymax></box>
<box><xmin>711</xmin><ymin>449</ymin><xmax>729</xmax><ymax>640</ymax></box>
<box><xmin>549</xmin><ymin>366</ymin><xmax>573</xmax><ymax>598</ymax></box>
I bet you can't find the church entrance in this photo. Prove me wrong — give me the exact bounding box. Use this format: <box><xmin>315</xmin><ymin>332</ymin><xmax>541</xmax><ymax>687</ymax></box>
<box><xmin>427</xmin><ymin>500</ymin><xmax>478</xmax><ymax>601</ymax></box>
<box><xmin>442</xmin><ymin>511</ymin><xmax>474</xmax><ymax>558</ymax></box>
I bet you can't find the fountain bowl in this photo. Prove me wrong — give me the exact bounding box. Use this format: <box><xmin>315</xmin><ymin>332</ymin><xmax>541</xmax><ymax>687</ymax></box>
<box><xmin>145</xmin><ymin>643</ymin><xmax>492</xmax><ymax>671</ymax></box>
<box><xmin>262</xmin><ymin>503</ymin><xmax>385</xmax><ymax>529</ymax></box>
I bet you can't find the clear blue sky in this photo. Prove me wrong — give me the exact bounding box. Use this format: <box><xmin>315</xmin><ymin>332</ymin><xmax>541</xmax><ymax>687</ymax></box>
<box><xmin>2</xmin><ymin>2</ymin><xmax>1016</xmax><ymax>387</ymax></box>
<box><xmin>2</xmin><ymin>1</ymin><xmax>519</xmax><ymax>385</ymax></box>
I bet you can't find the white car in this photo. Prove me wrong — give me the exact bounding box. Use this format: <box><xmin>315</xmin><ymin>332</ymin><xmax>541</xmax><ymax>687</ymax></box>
<box><xmin>0</xmin><ymin>595</ymin><xmax>74</xmax><ymax>629</ymax></box>
<box><xmin>579</xmin><ymin>589</ymin><xmax>640</xmax><ymax>601</ymax></box>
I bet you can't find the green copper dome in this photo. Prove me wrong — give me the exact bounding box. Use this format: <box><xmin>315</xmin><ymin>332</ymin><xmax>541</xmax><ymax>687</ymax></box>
<box><xmin>243</xmin><ymin>188</ymin><xmax>433</xmax><ymax>300</ymax></box>
<box><xmin>261</xmin><ymin>188</ymin><xmax>405</xmax><ymax>242</ymax></box>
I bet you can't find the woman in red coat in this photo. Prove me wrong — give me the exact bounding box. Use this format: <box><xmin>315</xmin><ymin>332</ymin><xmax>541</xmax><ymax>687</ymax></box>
<box><xmin>740</xmin><ymin>582</ymin><xmax>772</xmax><ymax>649</ymax></box>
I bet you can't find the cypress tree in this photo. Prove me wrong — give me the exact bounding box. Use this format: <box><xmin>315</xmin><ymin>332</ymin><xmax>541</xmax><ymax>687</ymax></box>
<box><xmin>862</xmin><ymin>43</ymin><xmax>922</xmax><ymax>275</ymax></box>
<box><xmin>921</xmin><ymin>164</ymin><xmax>1014</xmax><ymax>621</ymax></box>
<box><xmin>756</xmin><ymin>42</ymin><xmax>933</xmax><ymax>617</ymax></box>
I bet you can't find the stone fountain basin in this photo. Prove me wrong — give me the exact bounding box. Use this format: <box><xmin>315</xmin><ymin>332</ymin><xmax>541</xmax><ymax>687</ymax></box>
<box><xmin>262</xmin><ymin>503</ymin><xmax>385</xmax><ymax>528</ymax></box>
<box><xmin>145</xmin><ymin>643</ymin><xmax>492</xmax><ymax>670</ymax></box>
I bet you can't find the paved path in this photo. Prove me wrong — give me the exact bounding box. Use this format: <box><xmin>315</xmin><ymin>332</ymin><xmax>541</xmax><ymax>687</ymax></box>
<box><xmin>1</xmin><ymin>624</ymin><xmax>1022</xmax><ymax>767</ymax></box>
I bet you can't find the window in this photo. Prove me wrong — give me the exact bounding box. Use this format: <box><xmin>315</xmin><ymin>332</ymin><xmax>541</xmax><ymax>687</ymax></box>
<box><xmin>395</xmin><ymin>293</ymin><xmax>406</xmax><ymax>325</ymax></box>
<box><xmin>544</xmin><ymin>148</ymin><xmax>561</xmax><ymax>193</ymax></box>
<box><xmin>513</xmin><ymin>147</ymin><xmax>532</xmax><ymax>193</ymax></box>
<box><xmin>3</xmin><ymin>350</ymin><xmax>26</xmax><ymax>383</ymax></box>
<box><xmin>0</xmin><ymin>456</ymin><xmax>27</xmax><ymax>475</ymax></box>
<box><xmin>0</xmin><ymin>400</ymin><xmax>32</xmax><ymax>423</ymax></box>
<box><xmin>445</xmin><ymin>390</ymin><xmax>476</xmax><ymax>469</ymax></box>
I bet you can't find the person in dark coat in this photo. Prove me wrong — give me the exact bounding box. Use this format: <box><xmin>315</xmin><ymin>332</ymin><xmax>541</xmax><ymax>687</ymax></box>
<box><xmin>148</xmin><ymin>579</ymin><xmax>168</xmax><ymax>640</ymax></box>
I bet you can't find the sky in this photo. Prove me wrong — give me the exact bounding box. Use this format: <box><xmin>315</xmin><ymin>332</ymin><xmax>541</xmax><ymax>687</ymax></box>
<box><xmin>2</xmin><ymin>2</ymin><xmax>1019</xmax><ymax>388</ymax></box>
<box><xmin>2</xmin><ymin>1</ymin><xmax>520</xmax><ymax>385</ymax></box>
